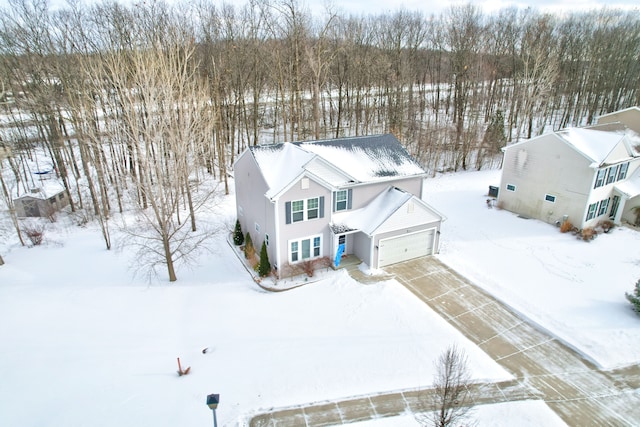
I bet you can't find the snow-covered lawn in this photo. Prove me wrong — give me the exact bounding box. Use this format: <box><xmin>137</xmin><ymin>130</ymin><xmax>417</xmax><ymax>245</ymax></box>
<box><xmin>352</xmin><ymin>400</ymin><xmax>567</xmax><ymax>426</ymax></box>
<box><xmin>1</xmin><ymin>169</ymin><xmax>638</xmax><ymax>426</ymax></box>
<box><xmin>425</xmin><ymin>169</ymin><xmax>640</xmax><ymax>370</ymax></box>
<box><xmin>0</xmin><ymin>195</ymin><xmax>508</xmax><ymax>426</ymax></box>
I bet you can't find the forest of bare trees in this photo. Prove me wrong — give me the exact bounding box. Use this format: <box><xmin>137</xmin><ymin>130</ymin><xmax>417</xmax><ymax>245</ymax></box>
<box><xmin>0</xmin><ymin>0</ymin><xmax>638</xmax><ymax>279</ymax></box>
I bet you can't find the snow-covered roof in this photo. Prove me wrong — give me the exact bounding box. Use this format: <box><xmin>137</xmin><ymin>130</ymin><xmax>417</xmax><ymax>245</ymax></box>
<box><xmin>615</xmin><ymin>167</ymin><xmax>640</xmax><ymax>199</ymax></box>
<box><xmin>330</xmin><ymin>186</ymin><xmax>443</xmax><ymax>236</ymax></box>
<box><xmin>555</xmin><ymin>128</ymin><xmax>629</xmax><ymax>165</ymax></box>
<box><xmin>249</xmin><ymin>142</ymin><xmax>315</xmax><ymax>199</ymax></box>
<box><xmin>294</xmin><ymin>134</ymin><xmax>425</xmax><ymax>182</ymax></box>
<box><xmin>250</xmin><ymin>134</ymin><xmax>426</xmax><ymax>199</ymax></box>
<box><xmin>505</xmin><ymin>126</ymin><xmax>639</xmax><ymax>167</ymax></box>
<box><xmin>332</xmin><ymin>186</ymin><xmax>412</xmax><ymax>235</ymax></box>
<box><xmin>16</xmin><ymin>171</ymin><xmax>66</xmax><ymax>200</ymax></box>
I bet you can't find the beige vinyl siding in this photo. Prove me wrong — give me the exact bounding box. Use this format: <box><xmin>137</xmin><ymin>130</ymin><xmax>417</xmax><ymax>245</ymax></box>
<box><xmin>597</xmin><ymin>108</ymin><xmax>640</xmax><ymax>134</ymax></box>
<box><xmin>499</xmin><ymin>135</ymin><xmax>593</xmax><ymax>226</ymax></box>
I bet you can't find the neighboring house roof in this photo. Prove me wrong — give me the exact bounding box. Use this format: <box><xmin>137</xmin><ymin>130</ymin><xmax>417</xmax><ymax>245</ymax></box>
<box><xmin>556</xmin><ymin>128</ymin><xmax>638</xmax><ymax>166</ymax></box>
<box><xmin>597</xmin><ymin>106</ymin><xmax>640</xmax><ymax>120</ymax></box>
<box><xmin>504</xmin><ymin>127</ymin><xmax>640</xmax><ymax>167</ymax></box>
<box><xmin>615</xmin><ymin>167</ymin><xmax>640</xmax><ymax>199</ymax></box>
<box><xmin>331</xmin><ymin>186</ymin><xmax>444</xmax><ymax>236</ymax></box>
<box><xmin>249</xmin><ymin>134</ymin><xmax>426</xmax><ymax>199</ymax></box>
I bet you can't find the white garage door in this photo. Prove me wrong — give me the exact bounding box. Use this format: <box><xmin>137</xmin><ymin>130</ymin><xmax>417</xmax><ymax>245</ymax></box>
<box><xmin>378</xmin><ymin>229</ymin><xmax>434</xmax><ymax>268</ymax></box>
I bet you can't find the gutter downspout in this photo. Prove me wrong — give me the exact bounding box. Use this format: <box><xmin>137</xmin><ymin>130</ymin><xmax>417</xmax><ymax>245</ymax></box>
<box><xmin>272</xmin><ymin>198</ymin><xmax>281</xmax><ymax>278</ymax></box>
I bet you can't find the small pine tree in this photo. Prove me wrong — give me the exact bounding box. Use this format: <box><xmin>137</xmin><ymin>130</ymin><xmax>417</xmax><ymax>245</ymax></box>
<box><xmin>258</xmin><ymin>241</ymin><xmax>271</xmax><ymax>277</ymax></box>
<box><xmin>626</xmin><ymin>279</ymin><xmax>640</xmax><ymax>313</ymax></box>
<box><xmin>244</xmin><ymin>232</ymin><xmax>255</xmax><ymax>259</ymax></box>
<box><xmin>483</xmin><ymin>109</ymin><xmax>507</xmax><ymax>154</ymax></box>
<box><xmin>233</xmin><ymin>220</ymin><xmax>244</xmax><ymax>246</ymax></box>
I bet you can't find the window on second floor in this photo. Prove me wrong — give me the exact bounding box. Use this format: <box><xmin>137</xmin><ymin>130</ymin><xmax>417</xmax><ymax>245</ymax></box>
<box><xmin>335</xmin><ymin>190</ymin><xmax>348</xmax><ymax>211</ymax></box>
<box><xmin>291</xmin><ymin>200</ymin><xmax>304</xmax><ymax>222</ymax></box>
<box><xmin>606</xmin><ymin>165</ymin><xmax>619</xmax><ymax>185</ymax></box>
<box><xmin>307</xmin><ymin>197</ymin><xmax>319</xmax><ymax>219</ymax></box>
<box><xmin>333</xmin><ymin>189</ymin><xmax>352</xmax><ymax>212</ymax></box>
<box><xmin>594</xmin><ymin>169</ymin><xmax>606</xmax><ymax>188</ymax></box>
<box><xmin>286</xmin><ymin>197</ymin><xmax>325</xmax><ymax>224</ymax></box>
<box><xmin>618</xmin><ymin>162</ymin><xmax>629</xmax><ymax>181</ymax></box>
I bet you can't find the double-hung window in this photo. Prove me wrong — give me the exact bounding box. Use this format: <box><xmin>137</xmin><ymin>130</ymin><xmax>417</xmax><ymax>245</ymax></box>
<box><xmin>291</xmin><ymin>200</ymin><xmax>304</xmax><ymax>222</ymax></box>
<box><xmin>594</xmin><ymin>169</ymin><xmax>606</xmax><ymax>188</ymax></box>
<box><xmin>598</xmin><ymin>198</ymin><xmax>610</xmax><ymax>216</ymax></box>
<box><xmin>287</xmin><ymin>197</ymin><xmax>324</xmax><ymax>224</ymax></box>
<box><xmin>335</xmin><ymin>190</ymin><xmax>348</xmax><ymax>211</ymax></box>
<box><xmin>586</xmin><ymin>202</ymin><xmax>598</xmax><ymax>221</ymax></box>
<box><xmin>307</xmin><ymin>198</ymin><xmax>319</xmax><ymax>219</ymax></box>
<box><xmin>618</xmin><ymin>162</ymin><xmax>629</xmax><ymax>181</ymax></box>
<box><xmin>606</xmin><ymin>165</ymin><xmax>618</xmax><ymax>185</ymax></box>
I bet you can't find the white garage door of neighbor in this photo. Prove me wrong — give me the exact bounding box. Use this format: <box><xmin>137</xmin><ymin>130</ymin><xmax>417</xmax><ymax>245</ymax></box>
<box><xmin>378</xmin><ymin>229</ymin><xmax>434</xmax><ymax>268</ymax></box>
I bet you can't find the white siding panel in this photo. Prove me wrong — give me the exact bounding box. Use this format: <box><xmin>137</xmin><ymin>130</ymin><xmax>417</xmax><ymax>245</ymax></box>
<box><xmin>375</xmin><ymin>200</ymin><xmax>440</xmax><ymax>235</ymax></box>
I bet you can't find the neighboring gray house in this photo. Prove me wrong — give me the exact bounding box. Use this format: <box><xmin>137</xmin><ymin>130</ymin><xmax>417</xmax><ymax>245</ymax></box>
<box><xmin>234</xmin><ymin>134</ymin><xmax>444</xmax><ymax>277</ymax></box>
<box><xmin>498</xmin><ymin>108</ymin><xmax>640</xmax><ymax>229</ymax></box>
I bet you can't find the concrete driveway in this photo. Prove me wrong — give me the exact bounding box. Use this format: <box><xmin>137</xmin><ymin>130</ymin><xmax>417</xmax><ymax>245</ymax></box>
<box><xmin>250</xmin><ymin>257</ymin><xmax>640</xmax><ymax>426</ymax></box>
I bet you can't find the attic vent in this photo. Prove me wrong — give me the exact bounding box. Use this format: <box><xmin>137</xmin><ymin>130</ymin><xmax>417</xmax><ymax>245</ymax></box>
<box><xmin>301</xmin><ymin>178</ymin><xmax>309</xmax><ymax>189</ymax></box>
<box><xmin>30</xmin><ymin>188</ymin><xmax>41</xmax><ymax>194</ymax></box>
<box><xmin>407</xmin><ymin>202</ymin><xmax>415</xmax><ymax>213</ymax></box>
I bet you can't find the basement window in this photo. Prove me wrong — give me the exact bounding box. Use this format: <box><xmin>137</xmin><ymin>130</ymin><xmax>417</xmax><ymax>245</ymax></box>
<box><xmin>506</xmin><ymin>184</ymin><xmax>516</xmax><ymax>192</ymax></box>
<box><xmin>544</xmin><ymin>194</ymin><xmax>556</xmax><ymax>203</ymax></box>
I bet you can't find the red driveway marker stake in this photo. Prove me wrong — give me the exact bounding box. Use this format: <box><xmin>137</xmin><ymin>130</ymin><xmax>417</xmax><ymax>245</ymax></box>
<box><xmin>177</xmin><ymin>357</ymin><xmax>191</xmax><ymax>376</ymax></box>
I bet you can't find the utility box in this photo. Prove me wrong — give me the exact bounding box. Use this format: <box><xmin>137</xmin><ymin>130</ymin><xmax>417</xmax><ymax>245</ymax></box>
<box><xmin>488</xmin><ymin>185</ymin><xmax>499</xmax><ymax>198</ymax></box>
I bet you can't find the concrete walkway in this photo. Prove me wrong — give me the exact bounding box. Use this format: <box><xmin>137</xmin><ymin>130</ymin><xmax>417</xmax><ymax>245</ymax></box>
<box><xmin>249</xmin><ymin>257</ymin><xmax>640</xmax><ymax>426</ymax></box>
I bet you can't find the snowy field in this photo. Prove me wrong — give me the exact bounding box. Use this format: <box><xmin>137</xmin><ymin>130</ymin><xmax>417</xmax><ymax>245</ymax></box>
<box><xmin>1</xmin><ymin>169</ymin><xmax>638</xmax><ymax>426</ymax></box>
<box><xmin>426</xmin><ymin>169</ymin><xmax>640</xmax><ymax>370</ymax></box>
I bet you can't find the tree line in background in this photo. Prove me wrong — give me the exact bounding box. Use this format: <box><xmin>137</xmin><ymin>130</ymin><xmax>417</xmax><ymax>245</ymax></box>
<box><xmin>0</xmin><ymin>0</ymin><xmax>638</xmax><ymax>280</ymax></box>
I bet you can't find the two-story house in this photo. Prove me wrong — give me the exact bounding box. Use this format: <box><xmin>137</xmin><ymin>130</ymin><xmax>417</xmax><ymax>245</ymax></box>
<box><xmin>497</xmin><ymin>107</ymin><xmax>640</xmax><ymax>229</ymax></box>
<box><xmin>234</xmin><ymin>134</ymin><xmax>444</xmax><ymax>278</ymax></box>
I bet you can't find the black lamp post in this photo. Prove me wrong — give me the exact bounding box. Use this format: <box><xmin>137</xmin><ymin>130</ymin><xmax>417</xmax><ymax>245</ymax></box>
<box><xmin>206</xmin><ymin>394</ymin><xmax>220</xmax><ymax>427</ymax></box>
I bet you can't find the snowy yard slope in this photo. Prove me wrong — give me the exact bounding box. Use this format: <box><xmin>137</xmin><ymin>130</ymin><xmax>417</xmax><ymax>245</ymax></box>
<box><xmin>0</xmin><ymin>217</ymin><xmax>509</xmax><ymax>426</ymax></box>
<box><xmin>425</xmin><ymin>170</ymin><xmax>640</xmax><ymax>369</ymax></box>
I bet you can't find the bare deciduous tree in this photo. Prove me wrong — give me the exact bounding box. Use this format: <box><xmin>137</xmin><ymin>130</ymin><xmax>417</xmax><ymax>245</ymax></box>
<box><xmin>417</xmin><ymin>345</ymin><xmax>475</xmax><ymax>427</ymax></box>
